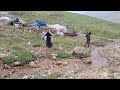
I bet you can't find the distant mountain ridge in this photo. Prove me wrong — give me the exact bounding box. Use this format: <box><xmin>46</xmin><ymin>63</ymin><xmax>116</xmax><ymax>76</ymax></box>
<box><xmin>67</xmin><ymin>11</ymin><xmax>120</xmax><ymax>23</ymax></box>
<box><xmin>83</xmin><ymin>11</ymin><xmax>120</xmax><ymax>23</ymax></box>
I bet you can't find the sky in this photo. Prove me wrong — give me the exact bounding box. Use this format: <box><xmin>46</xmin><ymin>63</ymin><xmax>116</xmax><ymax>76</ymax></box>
<box><xmin>66</xmin><ymin>11</ymin><xmax>87</xmax><ymax>14</ymax></box>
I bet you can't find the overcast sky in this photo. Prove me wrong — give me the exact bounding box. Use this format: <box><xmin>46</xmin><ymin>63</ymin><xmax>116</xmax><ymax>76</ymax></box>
<box><xmin>66</xmin><ymin>11</ymin><xmax>87</xmax><ymax>14</ymax></box>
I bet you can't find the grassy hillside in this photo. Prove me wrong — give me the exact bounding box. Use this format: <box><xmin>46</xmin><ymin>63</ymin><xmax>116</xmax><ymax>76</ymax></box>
<box><xmin>0</xmin><ymin>11</ymin><xmax>120</xmax><ymax>64</ymax></box>
<box><xmin>18</xmin><ymin>11</ymin><xmax>120</xmax><ymax>39</ymax></box>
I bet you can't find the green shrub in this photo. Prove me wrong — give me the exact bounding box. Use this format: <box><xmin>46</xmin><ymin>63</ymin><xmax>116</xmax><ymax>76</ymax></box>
<box><xmin>2</xmin><ymin>46</ymin><xmax>36</xmax><ymax>64</ymax></box>
<box><xmin>41</xmin><ymin>72</ymin><xmax>63</xmax><ymax>79</ymax></box>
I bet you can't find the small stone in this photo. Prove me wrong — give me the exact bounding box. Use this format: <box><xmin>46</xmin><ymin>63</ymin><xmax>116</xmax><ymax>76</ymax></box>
<box><xmin>19</xmin><ymin>72</ymin><xmax>22</xmax><ymax>74</ymax></box>
<box><xmin>53</xmin><ymin>56</ymin><xmax>57</xmax><ymax>60</ymax></box>
<box><xmin>70</xmin><ymin>77</ymin><xmax>73</xmax><ymax>79</ymax></box>
<box><xmin>56</xmin><ymin>61</ymin><xmax>63</xmax><ymax>65</ymax></box>
<box><xmin>4</xmin><ymin>74</ymin><xmax>10</xmax><ymax>78</ymax></box>
<box><xmin>74</xmin><ymin>64</ymin><xmax>79</xmax><ymax>69</ymax></box>
<box><xmin>30</xmin><ymin>75</ymin><xmax>35</xmax><ymax>79</ymax></box>
<box><xmin>3</xmin><ymin>64</ymin><xmax>11</xmax><ymax>69</ymax></box>
<box><xmin>0</xmin><ymin>53</ymin><xmax>6</xmax><ymax>59</ymax></box>
<box><xmin>83</xmin><ymin>59</ymin><xmax>92</xmax><ymax>64</ymax></box>
<box><xmin>50</xmin><ymin>54</ymin><xmax>58</xmax><ymax>60</ymax></box>
<box><xmin>103</xmin><ymin>72</ymin><xmax>108</xmax><ymax>77</ymax></box>
<box><xmin>8</xmin><ymin>71</ymin><xmax>12</xmax><ymax>75</ymax></box>
<box><xmin>29</xmin><ymin>61</ymin><xmax>38</xmax><ymax>68</ymax></box>
<box><xmin>11</xmin><ymin>69</ymin><xmax>15</xmax><ymax>73</ymax></box>
<box><xmin>29</xmin><ymin>61</ymin><xmax>34</xmax><ymax>67</ymax></box>
<box><xmin>35</xmin><ymin>60</ymin><xmax>39</xmax><ymax>64</ymax></box>
<box><xmin>62</xmin><ymin>62</ymin><xmax>68</xmax><ymax>66</ymax></box>
<box><xmin>22</xmin><ymin>75</ymin><xmax>29</xmax><ymax>79</ymax></box>
<box><xmin>12</xmin><ymin>61</ymin><xmax>21</xmax><ymax>66</ymax></box>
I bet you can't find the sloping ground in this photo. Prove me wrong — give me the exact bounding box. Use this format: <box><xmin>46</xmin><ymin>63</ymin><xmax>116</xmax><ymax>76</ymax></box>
<box><xmin>0</xmin><ymin>11</ymin><xmax>120</xmax><ymax>79</ymax></box>
<box><xmin>0</xmin><ymin>39</ymin><xmax>120</xmax><ymax>79</ymax></box>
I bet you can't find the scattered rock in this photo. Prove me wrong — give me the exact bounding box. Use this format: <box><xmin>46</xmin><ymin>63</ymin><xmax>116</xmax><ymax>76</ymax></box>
<box><xmin>29</xmin><ymin>74</ymin><xmax>35</xmax><ymax>79</ymax></box>
<box><xmin>8</xmin><ymin>71</ymin><xmax>12</xmax><ymax>75</ymax></box>
<box><xmin>29</xmin><ymin>61</ymin><xmax>38</xmax><ymax>68</ymax></box>
<box><xmin>53</xmin><ymin>56</ymin><xmax>57</xmax><ymax>60</ymax></box>
<box><xmin>22</xmin><ymin>75</ymin><xmax>29</xmax><ymax>79</ymax></box>
<box><xmin>74</xmin><ymin>64</ymin><xmax>79</xmax><ymax>69</ymax></box>
<box><xmin>62</xmin><ymin>62</ymin><xmax>68</xmax><ymax>66</ymax></box>
<box><xmin>3</xmin><ymin>64</ymin><xmax>11</xmax><ymax>69</ymax></box>
<box><xmin>83</xmin><ymin>59</ymin><xmax>92</xmax><ymax>64</ymax></box>
<box><xmin>54</xmin><ymin>61</ymin><xmax>68</xmax><ymax>66</ymax></box>
<box><xmin>35</xmin><ymin>60</ymin><xmax>39</xmax><ymax>64</ymax></box>
<box><xmin>50</xmin><ymin>54</ymin><xmax>58</xmax><ymax>60</ymax></box>
<box><xmin>55</xmin><ymin>61</ymin><xmax>63</xmax><ymax>65</ymax></box>
<box><xmin>11</xmin><ymin>61</ymin><xmax>22</xmax><ymax>67</ymax></box>
<box><xmin>102</xmin><ymin>72</ymin><xmax>108</xmax><ymax>77</ymax></box>
<box><xmin>29</xmin><ymin>61</ymin><xmax>34</xmax><ymax>67</ymax></box>
<box><xmin>4</xmin><ymin>74</ymin><xmax>10</xmax><ymax>78</ymax></box>
<box><xmin>19</xmin><ymin>72</ymin><xmax>22</xmax><ymax>74</ymax></box>
<box><xmin>11</xmin><ymin>69</ymin><xmax>15</xmax><ymax>73</ymax></box>
<box><xmin>70</xmin><ymin>77</ymin><xmax>73</xmax><ymax>79</ymax></box>
<box><xmin>0</xmin><ymin>53</ymin><xmax>6</xmax><ymax>59</ymax></box>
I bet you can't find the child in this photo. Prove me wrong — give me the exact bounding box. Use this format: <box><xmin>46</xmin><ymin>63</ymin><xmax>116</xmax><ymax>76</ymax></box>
<box><xmin>84</xmin><ymin>32</ymin><xmax>91</xmax><ymax>47</ymax></box>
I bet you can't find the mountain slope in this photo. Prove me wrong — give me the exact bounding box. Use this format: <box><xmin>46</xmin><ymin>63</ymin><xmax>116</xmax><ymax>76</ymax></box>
<box><xmin>83</xmin><ymin>11</ymin><xmax>120</xmax><ymax>23</ymax></box>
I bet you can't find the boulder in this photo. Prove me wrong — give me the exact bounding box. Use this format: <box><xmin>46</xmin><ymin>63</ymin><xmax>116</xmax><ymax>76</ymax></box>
<box><xmin>0</xmin><ymin>17</ymin><xmax>12</xmax><ymax>26</ymax></box>
<box><xmin>72</xmin><ymin>47</ymin><xmax>90</xmax><ymax>59</ymax></box>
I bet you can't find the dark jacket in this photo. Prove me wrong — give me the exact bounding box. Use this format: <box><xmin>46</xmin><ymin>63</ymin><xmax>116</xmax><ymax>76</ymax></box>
<box><xmin>45</xmin><ymin>31</ymin><xmax>53</xmax><ymax>48</ymax></box>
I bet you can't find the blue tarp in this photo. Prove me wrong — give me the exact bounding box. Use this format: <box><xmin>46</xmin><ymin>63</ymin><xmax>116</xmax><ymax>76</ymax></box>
<box><xmin>31</xmin><ymin>20</ymin><xmax>46</xmax><ymax>27</ymax></box>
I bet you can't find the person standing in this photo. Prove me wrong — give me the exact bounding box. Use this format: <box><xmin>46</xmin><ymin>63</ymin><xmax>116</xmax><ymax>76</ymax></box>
<box><xmin>44</xmin><ymin>31</ymin><xmax>53</xmax><ymax>48</ymax></box>
<box><xmin>84</xmin><ymin>32</ymin><xmax>91</xmax><ymax>47</ymax></box>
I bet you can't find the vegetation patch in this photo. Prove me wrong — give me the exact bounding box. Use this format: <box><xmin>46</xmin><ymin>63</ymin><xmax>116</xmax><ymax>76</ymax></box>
<box><xmin>2</xmin><ymin>46</ymin><xmax>36</xmax><ymax>64</ymax></box>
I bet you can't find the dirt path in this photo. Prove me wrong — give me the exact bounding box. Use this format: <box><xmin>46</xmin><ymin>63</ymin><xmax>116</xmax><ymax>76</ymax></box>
<box><xmin>90</xmin><ymin>47</ymin><xmax>108</xmax><ymax>69</ymax></box>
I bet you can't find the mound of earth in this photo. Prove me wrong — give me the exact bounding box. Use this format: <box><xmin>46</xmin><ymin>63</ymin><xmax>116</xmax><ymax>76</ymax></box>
<box><xmin>72</xmin><ymin>46</ymin><xmax>90</xmax><ymax>59</ymax></box>
<box><xmin>99</xmin><ymin>40</ymin><xmax>120</xmax><ymax>66</ymax></box>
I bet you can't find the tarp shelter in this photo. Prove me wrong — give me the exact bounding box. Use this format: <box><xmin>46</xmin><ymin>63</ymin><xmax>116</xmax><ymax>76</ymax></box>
<box><xmin>47</xmin><ymin>24</ymin><xmax>67</xmax><ymax>33</ymax></box>
<box><xmin>11</xmin><ymin>17</ymin><xmax>26</xmax><ymax>25</ymax></box>
<box><xmin>30</xmin><ymin>20</ymin><xmax>46</xmax><ymax>27</ymax></box>
<box><xmin>0</xmin><ymin>17</ymin><xmax>12</xmax><ymax>22</ymax></box>
<box><xmin>0</xmin><ymin>17</ymin><xmax>12</xmax><ymax>26</ymax></box>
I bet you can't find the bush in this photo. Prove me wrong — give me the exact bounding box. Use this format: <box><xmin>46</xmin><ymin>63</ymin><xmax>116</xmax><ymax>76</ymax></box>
<box><xmin>2</xmin><ymin>46</ymin><xmax>36</xmax><ymax>64</ymax></box>
<box><xmin>41</xmin><ymin>72</ymin><xmax>63</xmax><ymax>79</ymax></box>
<box><xmin>57</xmin><ymin>51</ymin><xmax>73</xmax><ymax>59</ymax></box>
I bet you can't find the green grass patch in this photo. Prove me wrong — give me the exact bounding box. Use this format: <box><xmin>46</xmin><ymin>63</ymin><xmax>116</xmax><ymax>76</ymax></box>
<box><xmin>40</xmin><ymin>72</ymin><xmax>63</xmax><ymax>79</ymax></box>
<box><xmin>2</xmin><ymin>46</ymin><xmax>37</xmax><ymax>64</ymax></box>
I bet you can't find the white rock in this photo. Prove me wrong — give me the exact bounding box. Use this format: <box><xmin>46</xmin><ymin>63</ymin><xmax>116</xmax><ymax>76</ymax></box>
<box><xmin>22</xmin><ymin>75</ymin><xmax>29</xmax><ymax>79</ymax></box>
<box><xmin>103</xmin><ymin>72</ymin><xmax>108</xmax><ymax>77</ymax></box>
<box><xmin>13</xmin><ymin>61</ymin><xmax>20</xmax><ymax>66</ymax></box>
<box><xmin>3</xmin><ymin>64</ymin><xmax>10</xmax><ymax>69</ymax></box>
<box><xmin>29</xmin><ymin>61</ymin><xmax>35</xmax><ymax>67</ymax></box>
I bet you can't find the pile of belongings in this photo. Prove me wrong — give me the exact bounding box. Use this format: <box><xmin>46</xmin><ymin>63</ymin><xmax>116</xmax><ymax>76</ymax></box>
<box><xmin>11</xmin><ymin>17</ymin><xmax>26</xmax><ymax>26</ymax></box>
<box><xmin>64</xmin><ymin>29</ymin><xmax>78</xmax><ymax>37</ymax></box>
<box><xmin>47</xmin><ymin>24</ymin><xmax>67</xmax><ymax>36</ymax></box>
<box><xmin>30</xmin><ymin>20</ymin><xmax>46</xmax><ymax>27</ymax></box>
<box><xmin>0</xmin><ymin>17</ymin><xmax>12</xmax><ymax>27</ymax></box>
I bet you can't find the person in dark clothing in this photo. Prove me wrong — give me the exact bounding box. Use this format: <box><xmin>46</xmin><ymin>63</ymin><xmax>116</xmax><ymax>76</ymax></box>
<box><xmin>44</xmin><ymin>31</ymin><xmax>53</xmax><ymax>48</ymax></box>
<box><xmin>84</xmin><ymin>32</ymin><xmax>91</xmax><ymax>47</ymax></box>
